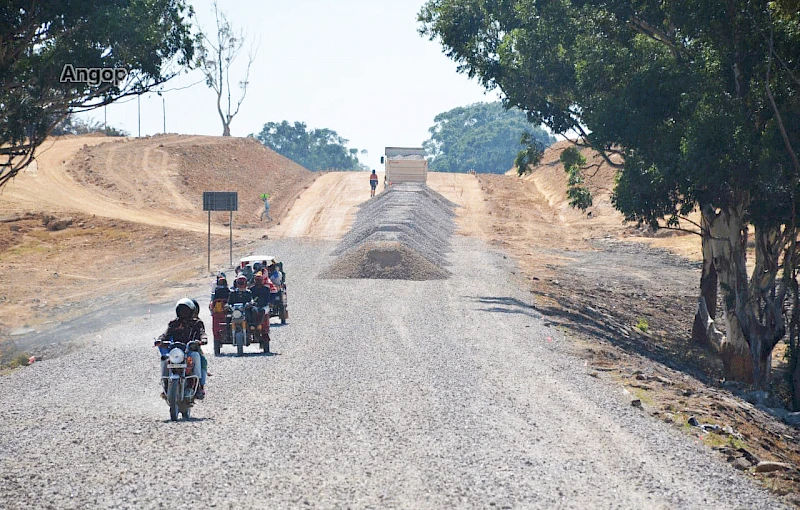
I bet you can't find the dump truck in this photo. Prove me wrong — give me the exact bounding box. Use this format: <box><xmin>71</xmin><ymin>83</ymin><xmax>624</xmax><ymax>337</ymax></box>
<box><xmin>381</xmin><ymin>147</ymin><xmax>428</xmax><ymax>184</ymax></box>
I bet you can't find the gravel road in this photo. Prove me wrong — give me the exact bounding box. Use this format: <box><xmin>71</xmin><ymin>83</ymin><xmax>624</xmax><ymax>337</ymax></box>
<box><xmin>0</xmin><ymin>237</ymin><xmax>785</xmax><ymax>509</ymax></box>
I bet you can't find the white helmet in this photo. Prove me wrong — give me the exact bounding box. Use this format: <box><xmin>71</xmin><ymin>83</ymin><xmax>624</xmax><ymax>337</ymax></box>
<box><xmin>175</xmin><ymin>298</ymin><xmax>196</xmax><ymax>318</ymax></box>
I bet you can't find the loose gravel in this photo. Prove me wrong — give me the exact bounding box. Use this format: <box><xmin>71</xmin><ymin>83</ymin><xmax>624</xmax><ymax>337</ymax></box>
<box><xmin>326</xmin><ymin>183</ymin><xmax>457</xmax><ymax>280</ymax></box>
<box><xmin>0</xmin><ymin>237</ymin><xmax>786</xmax><ymax>509</ymax></box>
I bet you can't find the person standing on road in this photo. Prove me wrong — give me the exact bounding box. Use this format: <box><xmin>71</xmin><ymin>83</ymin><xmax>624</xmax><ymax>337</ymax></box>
<box><xmin>260</xmin><ymin>193</ymin><xmax>273</xmax><ymax>222</ymax></box>
<box><xmin>369</xmin><ymin>169</ymin><xmax>379</xmax><ymax>197</ymax></box>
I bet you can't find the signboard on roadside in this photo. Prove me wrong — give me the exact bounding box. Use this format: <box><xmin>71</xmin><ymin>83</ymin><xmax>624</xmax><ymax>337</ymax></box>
<box><xmin>203</xmin><ymin>191</ymin><xmax>238</xmax><ymax>211</ymax></box>
<box><xmin>202</xmin><ymin>191</ymin><xmax>238</xmax><ymax>271</ymax></box>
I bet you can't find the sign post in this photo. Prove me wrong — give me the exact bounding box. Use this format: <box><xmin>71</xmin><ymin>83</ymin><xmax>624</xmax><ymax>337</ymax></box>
<box><xmin>202</xmin><ymin>191</ymin><xmax>238</xmax><ymax>273</ymax></box>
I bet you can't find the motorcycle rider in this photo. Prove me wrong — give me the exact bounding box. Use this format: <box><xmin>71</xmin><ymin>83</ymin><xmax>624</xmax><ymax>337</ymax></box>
<box><xmin>248</xmin><ymin>272</ymin><xmax>276</xmax><ymax>330</ymax></box>
<box><xmin>227</xmin><ymin>274</ymin><xmax>253</xmax><ymax>306</ymax></box>
<box><xmin>209</xmin><ymin>276</ymin><xmax>230</xmax><ymax>343</ymax></box>
<box><xmin>155</xmin><ymin>298</ymin><xmax>207</xmax><ymax>400</ymax></box>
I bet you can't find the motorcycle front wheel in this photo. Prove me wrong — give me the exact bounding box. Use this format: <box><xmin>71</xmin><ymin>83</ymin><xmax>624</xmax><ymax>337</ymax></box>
<box><xmin>167</xmin><ymin>380</ymin><xmax>179</xmax><ymax>422</ymax></box>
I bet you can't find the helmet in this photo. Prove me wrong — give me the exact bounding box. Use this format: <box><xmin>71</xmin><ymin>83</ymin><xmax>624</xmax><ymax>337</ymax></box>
<box><xmin>218</xmin><ymin>277</ymin><xmax>228</xmax><ymax>287</ymax></box>
<box><xmin>191</xmin><ymin>299</ymin><xmax>200</xmax><ymax>318</ymax></box>
<box><xmin>235</xmin><ymin>275</ymin><xmax>247</xmax><ymax>288</ymax></box>
<box><xmin>253</xmin><ymin>262</ymin><xmax>262</xmax><ymax>273</ymax></box>
<box><xmin>254</xmin><ymin>272</ymin><xmax>264</xmax><ymax>283</ymax></box>
<box><xmin>175</xmin><ymin>298</ymin><xmax>196</xmax><ymax>319</ymax></box>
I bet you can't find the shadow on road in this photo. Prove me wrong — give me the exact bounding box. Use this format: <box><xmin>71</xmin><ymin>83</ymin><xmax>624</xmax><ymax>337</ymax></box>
<box><xmin>161</xmin><ymin>416</ymin><xmax>214</xmax><ymax>424</ymax></box>
<box><xmin>469</xmin><ymin>296</ymin><xmax>542</xmax><ymax>319</ymax></box>
<box><xmin>213</xmin><ymin>350</ymin><xmax>280</xmax><ymax>358</ymax></box>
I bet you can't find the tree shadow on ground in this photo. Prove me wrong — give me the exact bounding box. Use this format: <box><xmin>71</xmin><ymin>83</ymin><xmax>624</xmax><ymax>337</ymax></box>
<box><xmin>469</xmin><ymin>296</ymin><xmax>543</xmax><ymax>319</ymax></box>
<box><xmin>530</xmin><ymin>286</ymin><xmax>719</xmax><ymax>384</ymax></box>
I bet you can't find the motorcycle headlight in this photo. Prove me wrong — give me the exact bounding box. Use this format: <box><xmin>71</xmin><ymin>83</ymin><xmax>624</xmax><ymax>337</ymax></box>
<box><xmin>232</xmin><ymin>309</ymin><xmax>243</xmax><ymax>319</ymax></box>
<box><xmin>168</xmin><ymin>348</ymin><xmax>185</xmax><ymax>364</ymax></box>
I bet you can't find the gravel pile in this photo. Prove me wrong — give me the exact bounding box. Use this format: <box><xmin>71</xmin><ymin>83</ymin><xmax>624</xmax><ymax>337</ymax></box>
<box><xmin>325</xmin><ymin>183</ymin><xmax>458</xmax><ymax>280</ymax></box>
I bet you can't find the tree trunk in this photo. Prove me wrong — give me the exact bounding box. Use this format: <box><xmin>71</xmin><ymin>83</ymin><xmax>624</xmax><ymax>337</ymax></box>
<box><xmin>705</xmin><ymin>202</ymin><xmax>755</xmax><ymax>383</ymax></box>
<box><xmin>706</xmin><ymin>200</ymin><xmax>787</xmax><ymax>388</ymax></box>
<box><xmin>793</xmin><ymin>357</ymin><xmax>800</xmax><ymax>410</ymax></box>
<box><xmin>692</xmin><ymin>204</ymin><xmax>720</xmax><ymax>347</ymax></box>
<box><xmin>222</xmin><ymin>123</ymin><xmax>231</xmax><ymax>136</ymax></box>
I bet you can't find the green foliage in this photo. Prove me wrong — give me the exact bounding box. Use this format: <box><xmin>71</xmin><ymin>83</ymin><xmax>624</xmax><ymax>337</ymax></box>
<box><xmin>514</xmin><ymin>131</ymin><xmax>545</xmax><ymax>176</ymax></box>
<box><xmin>418</xmin><ymin>0</ymin><xmax>800</xmax><ymax>226</ymax></box>
<box><xmin>560</xmin><ymin>147</ymin><xmax>592</xmax><ymax>210</ymax></box>
<box><xmin>423</xmin><ymin>102</ymin><xmax>555</xmax><ymax>174</ymax></box>
<box><xmin>635</xmin><ymin>318</ymin><xmax>649</xmax><ymax>333</ymax></box>
<box><xmin>252</xmin><ymin>121</ymin><xmax>366</xmax><ymax>171</ymax></box>
<box><xmin>0</xmin><ymin>0</ymin><xmax>195</xmax><ymax>187</ymax></box>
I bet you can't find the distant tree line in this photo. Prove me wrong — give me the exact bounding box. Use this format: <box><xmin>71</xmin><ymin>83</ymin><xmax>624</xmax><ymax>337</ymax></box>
<box><xmin>423</xmin><ymin>102</ymin><xmax>556</xmax><ymax>174</ymax></box>
<box><xmin>252</xmin><ymin>121</ymin><xmax>367</xmax><ymax>171</ymax></box>
<box><xmin>51</xmin><ymin>115</ymin><xmax>129</xmax><ymax>137</ymax></box>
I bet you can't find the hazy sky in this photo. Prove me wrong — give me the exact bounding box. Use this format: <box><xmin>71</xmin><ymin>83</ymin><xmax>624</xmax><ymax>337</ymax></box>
<box><xmin>85</xmin><ymin>0</ymin><xmax>502</xmax><ymax>170</ymax></box>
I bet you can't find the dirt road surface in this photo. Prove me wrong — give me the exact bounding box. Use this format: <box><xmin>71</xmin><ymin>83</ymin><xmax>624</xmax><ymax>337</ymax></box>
<box><xmin>0</xmin><ymin>237</ymin><xmax>783</xmax><ymax>509</ymax></box>
<box><xmin>270</xmin><ymin>172</ymin><xmax>381</xmax><ymax>239</ymax></box>
<box><xmin>1</xmin><ymin>160</ymin><xmax>794</xmax><ymax>507</ymax></box>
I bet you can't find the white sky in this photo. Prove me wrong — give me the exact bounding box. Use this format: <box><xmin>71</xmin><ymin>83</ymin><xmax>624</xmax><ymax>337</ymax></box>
<box><xmin>85</xmin><ymin>0</ymin><xmax>502</xmax><ymax>170</ymax></box>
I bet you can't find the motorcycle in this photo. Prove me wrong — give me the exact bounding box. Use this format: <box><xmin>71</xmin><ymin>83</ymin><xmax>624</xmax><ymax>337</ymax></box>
<box><xmin>249</xmin><ymin>304</ymin><xmax>271</xmax><ymax>354</ymax></box>
<box><xmin>268</xmin><ymin>285</ymin><xmax>288</xmax><ymax>325</ymax></box>
<box><xmin>159</xmin><ymin>340</ymin><xmax>201</xmax><ymax>421</ymax></box>
<box><xmin>228</xmin><ymin>303</ymin><xmax>248</xmax><ymax>357</ymax></box>
<box><xmin>216</xmin><ymin>302</ymin><xmax>270</xmax><ymax>356</ymax></box>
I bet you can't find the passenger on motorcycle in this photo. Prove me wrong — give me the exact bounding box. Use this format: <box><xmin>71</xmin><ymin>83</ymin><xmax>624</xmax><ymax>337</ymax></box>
<box><xmin>241</xmin><ymin>264</ymin><xmax>254</xmax><ymax>284</ymax></box>
<box><xmin>210</xmin><ymin>276</ymin><xmax>231</xmax><ymax>301</ymax></box>
<box><xmin>267</xmin><ymin>263</ymin><xmax>283</xmax><ymax>288</ymax></box>
<box><xmin>155</xmin><ymin>298</ymin><xmax>207</xmax><ymax>399</ymax></box>
<box><xmin>249</xmin><ymin>272</ymin><xmax>276</xmax><ymax>327</ymax></box>
<box><xmin>190</xmin><ymin>298</ymin><xmax>209</xmax><ymax>392</ymax></box>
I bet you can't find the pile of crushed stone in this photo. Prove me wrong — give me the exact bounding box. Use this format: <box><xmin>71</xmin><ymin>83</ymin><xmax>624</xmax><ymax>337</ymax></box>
<box><xmin>324</xmin><ymin>183</ymin><xmax>457</xmax><ymax>280</ymax></box>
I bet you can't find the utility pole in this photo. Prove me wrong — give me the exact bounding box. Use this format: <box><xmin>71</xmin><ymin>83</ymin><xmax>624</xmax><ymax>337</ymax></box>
<box><xmin>157</xmin><ymin>91</ymin><xmax>166</xmax><ymax>134</ymax></box>
<box><xmin>137</xmin><ymin>95</ymin><xmax>141</xmax><ymax>137</ymax></box>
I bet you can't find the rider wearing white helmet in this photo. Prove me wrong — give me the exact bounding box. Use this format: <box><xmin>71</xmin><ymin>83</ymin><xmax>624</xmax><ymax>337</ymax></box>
<box><xmin>155</xmin><ymin>298</ymin><xmax>207</xmax><ymax>399</ymax></box>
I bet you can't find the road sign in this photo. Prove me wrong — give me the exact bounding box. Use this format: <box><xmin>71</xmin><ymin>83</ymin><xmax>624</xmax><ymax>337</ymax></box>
<box><xmin>203</xmin><ymin>191</ymin><xmax>238</xmax><ymax>211</ymax></box>
<box><xmin>202</xmin><ymin>191</ymin><xmax>237</xmax><ymax>271</ymax></box>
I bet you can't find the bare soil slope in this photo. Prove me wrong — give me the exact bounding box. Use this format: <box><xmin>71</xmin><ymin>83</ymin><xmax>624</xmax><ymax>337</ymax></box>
<box><xmin>270</xmin><ymin>171</ymin><xmax>377</xmax><ymax>240</ymax></box>
<box><xmin>62</xmin><ymin>134</ymin><xmax>316</xmax><ymax>227</ymax></box>
<box><xmin>0</xmin><ymin>135</ymin><xmax>316</xmax><ymax>353</ymax></box>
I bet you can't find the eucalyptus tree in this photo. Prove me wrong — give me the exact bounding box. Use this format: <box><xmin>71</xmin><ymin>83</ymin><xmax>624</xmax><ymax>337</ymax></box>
<box><xmin>420</xmin><ymin>0</ymin><xmax>800</xmax><ymax>388</ymax></box>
